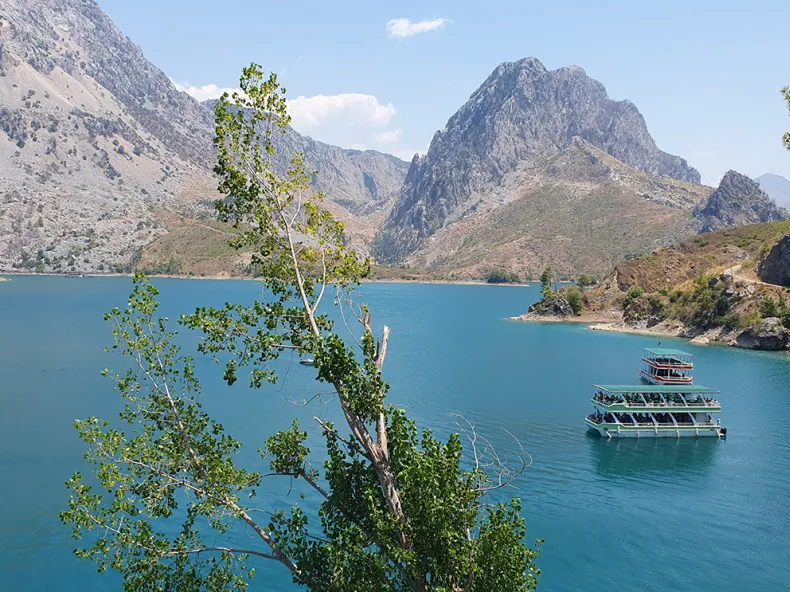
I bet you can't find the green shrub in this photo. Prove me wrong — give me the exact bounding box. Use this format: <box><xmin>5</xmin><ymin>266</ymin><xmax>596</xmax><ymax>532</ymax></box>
<box><xmin>761</xmin><ymin>297</ymin><xmax>781</xmax><ymax>319</ymax></box>
<box><xmin>565</xmin><ymin>287</ymin><xmax>583</xmax><ymax>315</ymax></box>
<box><xmin>622</xmin><ymin>285</ymin><xmax>644</xmax><ymax>309</ymax></box>
<box><xmin>485</xmin><ymin>269</ymin><xmax>520</xmax><ymax>284</ymax></box>
<box><xmin>720</xmin><ymin>313</ymin><xmax>742</xmax><ymax>330</ymax></box>
<box><xmin>626</xmin><ymin>285</ymin><xmax>644</xmax><ymax>299</ymax></box>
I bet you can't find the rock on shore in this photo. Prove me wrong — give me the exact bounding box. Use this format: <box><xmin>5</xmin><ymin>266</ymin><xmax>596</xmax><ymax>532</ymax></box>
<box><xmin>735</xmin><ymin>317</ymin><xmax>790</xmax><ymax>350</ymax></box>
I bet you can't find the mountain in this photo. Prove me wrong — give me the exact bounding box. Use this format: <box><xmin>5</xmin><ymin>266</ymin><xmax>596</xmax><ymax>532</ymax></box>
<box><xmin>375</xmin><ymin>57</ymin><xmax>701</xmax><ymax>261</ymax></box>
<box><xmin>693</xmin><ymin>171</ymin><xmax>789</xmax><ymax>233</ymax></box>
<box><xmin>0</xmin><ymin>0</ymin><xmax>406</xmax><ymax>274</ymax></box>
<box><xmin>394</xmin><ymin>138</ymin><xmax>710</xmax><ymax>276</ymax></box>
<box><xmin>755</xmin><ymin>173</ymin><xmax>790</xmax><ymax>210</ymax></box>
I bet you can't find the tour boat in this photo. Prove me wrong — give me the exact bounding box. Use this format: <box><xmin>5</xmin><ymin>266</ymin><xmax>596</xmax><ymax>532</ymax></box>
<box><xmin>585</xmin><ymin>384</ymin><xmax>726</xmax><ymax>438</ymax></box>
<box><xmin>299</xmin><ymin>358</ymin><xmax>315</xmax><ymax>366</ymax></box>
<box><xmin>640</xmin><ymin>348</ymin><xmax>693</xmax><ymax>385</ymax></box>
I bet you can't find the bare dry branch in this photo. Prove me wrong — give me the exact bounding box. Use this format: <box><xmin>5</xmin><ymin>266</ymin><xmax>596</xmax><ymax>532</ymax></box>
<box><xmin>450</xmin><ymin>413</ymin><xmax>531</xmax><ymax>493</ymax></box>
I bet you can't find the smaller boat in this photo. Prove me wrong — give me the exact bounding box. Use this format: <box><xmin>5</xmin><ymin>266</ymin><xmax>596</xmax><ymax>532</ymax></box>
<box><xmin>299</xmin><ymin>358</ymin><xmax>315</xmax><ymax>366</ymax></box>
<box><xmin>640</xmin><ymin>348</ymin><xmax>693</xmax><ymax>385</ymax></box>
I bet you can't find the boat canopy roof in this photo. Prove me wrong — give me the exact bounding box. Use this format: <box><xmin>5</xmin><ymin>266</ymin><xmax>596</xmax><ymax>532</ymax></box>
<box><xmin>593</xmin><ymin>384</ymin><xmax>719</xmax><ymax>395</ymax></box>
<box><xmin>643</xmin><ymin>348</ymin><xmax>692</xmax><ymax>357</ymax></box>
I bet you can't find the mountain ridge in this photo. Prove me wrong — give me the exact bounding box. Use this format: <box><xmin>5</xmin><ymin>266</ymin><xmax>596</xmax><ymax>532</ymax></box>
<box><xmin>375</xmin><ymin>57</ymin><xmax>701</xmax><ymax>261</ymax></box>
<box><xmin>0</xmin><ymin>0</ymin><xmax>407</xmax><ymax>273</ymax></box>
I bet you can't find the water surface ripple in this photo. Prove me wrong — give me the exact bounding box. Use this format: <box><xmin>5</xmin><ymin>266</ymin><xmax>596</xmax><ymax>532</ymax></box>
<box><xmin>1</xmin><ymin>277</ymin><xmax>788</xmax><ymax>591</ymax></box>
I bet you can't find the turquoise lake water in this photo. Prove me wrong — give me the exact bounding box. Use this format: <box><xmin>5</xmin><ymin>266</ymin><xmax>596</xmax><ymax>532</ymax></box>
<box><xmin>1</xmin><ymin>275</ymin><xmax>789</xmax><ymax>591</ymax></box>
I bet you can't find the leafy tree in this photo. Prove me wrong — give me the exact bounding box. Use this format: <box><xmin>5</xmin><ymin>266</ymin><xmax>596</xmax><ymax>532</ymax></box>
<box><xmin>61</xmin><ymin>64</ymin><xmax>541</xmax><ymax>592</ymax></box>
<box><xmin>539</xmin><ymin>267</ymin><xmax>553</xmax><ymax>299</ymax></box>
<box><xmin>622</xmin><ymin>285</ymin><xmax>644</xmax><ymax>309</ymax></box>
<box><xmin>783</xmin><ymin>86</ymin><xmax>790</xmax><ymax>152</ymax></box>
<box><xmin>564</xmin><ymin>287</ymin><xmax>583</xmax><ymax>315</ymax></box>
<box><xmin>486</xmin><ymin>269</ymin><xmax>520</xmax><ymax>284</ymax></box>
<box><xmin>761</xmin><ymin>296</ymin><xmax>781</xmax><ymax>319</ymax></box>
<box><xmin>576</xmin><ymin>274</ymin><xmax>595</xmax><ymax>291</ymax></box>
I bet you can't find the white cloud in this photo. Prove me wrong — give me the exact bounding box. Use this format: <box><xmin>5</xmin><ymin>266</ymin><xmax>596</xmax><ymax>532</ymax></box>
<box><xmin>287</xmin><ymin>93</ymin><xmax>396</xmax><ymax>130</ymax></box>
<box><xmin>349</xmin><ymin>143</ymin><xmax>368</xmax><ymax>151</ymax></box>
<box><xmin>170</xmin><ymin>79</ymin><xmax>241</xmax><ymax>102</ymax></box>
<box><xmin>386</xmin><ymin>18</ymin><xmax>451</xmax><ymax>39</ymax></box>
<box><xmin>372</xmin><ymin>129</ymin><xmax>402</xmax><ymax>144</ymax></box>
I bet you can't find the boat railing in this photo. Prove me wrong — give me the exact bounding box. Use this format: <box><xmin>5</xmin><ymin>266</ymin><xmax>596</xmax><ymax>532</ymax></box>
<box><xmin>592</xmin><ymin>395</ymin><xmax>720</xmax><ymax>408</ymax></box>
<box><xmin>587</xmin><ymin>414</ymin><xmax>721</xmax><ymax>428</ymax></box>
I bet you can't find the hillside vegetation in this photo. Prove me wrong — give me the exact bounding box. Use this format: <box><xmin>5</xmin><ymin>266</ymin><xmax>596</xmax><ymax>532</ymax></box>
<box><xmin>548</xmin><ymin>220</ymin><xmax>790</xmax><ymax>350</ymax></box>
<box><xmin>403</xmin><ymin>140</ymin><xmax>711</xmax><ymax>278</ymax></box>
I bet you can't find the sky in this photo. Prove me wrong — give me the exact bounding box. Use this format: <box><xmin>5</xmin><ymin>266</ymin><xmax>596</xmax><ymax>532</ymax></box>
<box><xmin>97</xmin><ymin>0</ymin><xmax>790</xmax><ymax>185</ymax></box>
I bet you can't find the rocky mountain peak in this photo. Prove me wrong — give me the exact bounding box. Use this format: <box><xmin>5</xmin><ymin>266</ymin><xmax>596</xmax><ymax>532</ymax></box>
<box><xmin>375</xmin><ymin>57</ymin><xmax>701</xmax><ymax>260</ymax></box>
<box><xmin>694</xmin><ymin>170</ymin><xmax>789</xmax><ymax>233</ymax></box>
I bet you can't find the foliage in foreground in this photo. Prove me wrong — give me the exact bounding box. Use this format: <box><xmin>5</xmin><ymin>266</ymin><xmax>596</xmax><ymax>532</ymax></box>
<box><xmin>783</xmin><ymin>85</ymin><xmax>790</xmax><ymax>152</ymax></box>
<box><xmin>61</xmin><ymin>64</ymin><xmax>540</xmax><ymax>592</ymax></box>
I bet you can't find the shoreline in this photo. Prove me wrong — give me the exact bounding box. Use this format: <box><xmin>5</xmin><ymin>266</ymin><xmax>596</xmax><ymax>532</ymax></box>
<box><xmin>512</xmin><ymin>313</ymin><xmax>789</xmax><ymax>354</ymax></box>
<box><xmin>0</xmin><ymin>270</ymin><xmax>533</xmax><ymax>287</ymax></box>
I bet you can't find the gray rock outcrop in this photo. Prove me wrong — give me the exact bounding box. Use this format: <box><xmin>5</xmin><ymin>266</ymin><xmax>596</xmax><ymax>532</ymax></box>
<box><xmin>694</xmin><ymin>171</ymin><xmax>788</xmax><ymax>233</ymax></box>
<box><xmin>736</xmin><ymin>317</ymin><xmax>790</xmax><ymax>351</ymax></box>
<box><xmin>757</xmin><ymin>235</ymin><xmax>790</xmax><ymax>287</ymax></box>
<box><xmin>528</xmin><ymin>296</ymin><xmax>575</xmax><ymax>318</ymax></box>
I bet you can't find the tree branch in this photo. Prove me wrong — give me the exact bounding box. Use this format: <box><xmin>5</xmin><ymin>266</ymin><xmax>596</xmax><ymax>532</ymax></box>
<box><xmin>166</xmin><ymin>547</ymin><xmax>280</xmax><ymax>560</ymax></box>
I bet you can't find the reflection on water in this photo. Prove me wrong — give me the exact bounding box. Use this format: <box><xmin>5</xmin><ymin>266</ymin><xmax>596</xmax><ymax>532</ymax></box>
<box><xmin>586</xmin><ymin>431</ymin><xmax>721</xmax><ymax>478</ymax></box>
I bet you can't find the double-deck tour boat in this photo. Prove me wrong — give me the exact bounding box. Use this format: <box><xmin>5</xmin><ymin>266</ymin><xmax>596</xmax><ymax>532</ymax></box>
<box><xmin>640</xmin><ymin>348</ymin><xmax>693</xmax><ymax>385</ymax></box>
<box><xmin>585</xmin><ymin>384</ymin><xmax>726</xmax><ymax>438</ymax></box>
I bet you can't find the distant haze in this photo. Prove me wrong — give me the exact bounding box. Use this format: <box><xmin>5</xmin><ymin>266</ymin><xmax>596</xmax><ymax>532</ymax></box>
<box><xmin>755</xmin><ymin>174</ymin><xmax>790</xmax><ymax>210</ymax></box>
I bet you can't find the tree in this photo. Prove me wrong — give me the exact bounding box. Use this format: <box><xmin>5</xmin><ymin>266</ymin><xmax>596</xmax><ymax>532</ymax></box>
<box><xmin>564</xmin><ymin>287</ymin><xmax>583</xmax><ymax>315</ymax></box>
<box><xmin>576</xmin><ymin>274</ymin><xmax>595</xmax><ymax>291</ymax></box>
<box><xmin>61</xmin><ymin>64</ymin><xmax>541</xmax><ymax>592</ymax></box>
<box><xmin>486</xmin><ymin>269</ymin><xmax>520</xmax><ymax>284</ymax></box>
<box><xmin>783</xmin><ymin>86</ymin><xmax>790</xmax><ymax>152</ymax></box>
<box><xmin>539</xmin><ymin>266</ymin><xmax>553</xmax><ymax>299</ymax></box>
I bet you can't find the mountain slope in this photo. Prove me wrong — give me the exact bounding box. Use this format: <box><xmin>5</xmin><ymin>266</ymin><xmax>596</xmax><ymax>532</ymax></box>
<box><xmin>694</xmin><ymin>171</ymin><xmax>788</xmax><ymax>233</ymax></box>
<box><xmin>375</xmin><ymin>57</ymin><xmax>701</xmax><ymax>261</ymax></box>
<box><xmin>522</xmin><ymin>220</ymin><xmax>790</xmax><ymax>351</ymax></box>
<box><xmin>400</xmin><ymin>139</ymin><xmax>710</xmax><ymax>277</ymax></box>
<box><xmin>755</xmin><ymin>173</ymin><xmax>790</xmax><ymax>209</ymax></box>
<box><xmin>0</xmin><ymin>0</ymin><xmax>406</xmax><ymax>273</ymax></box>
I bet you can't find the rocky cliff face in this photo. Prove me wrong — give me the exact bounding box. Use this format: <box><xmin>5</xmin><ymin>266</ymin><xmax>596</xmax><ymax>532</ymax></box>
<box><xmin>758</xmin><ymin>234</ymin><xmax>790</xmax><ymax>286</ymax></box>
<box><xmin>0</xmin><ymin>0</ymin><xmax>406</xmax><ymax>273</ymax></box>
<box><xmin>389</xmin><ymin>139</ymin><xmax>710</xmax><ymax>277</ymax></box>
<box><xmin>693</xmin><ymin>171</ymin><xmax>789</xmax><ymax>233</ymax></box>
<box><xmin>376</xmin><ymin>57</ymin><xmax>701</xmax><ymax>260</ymax></box>
<box><xmin>268</xmin><ymin>124</ymin><xmax>408</xmax><ymax>217</ymax></box>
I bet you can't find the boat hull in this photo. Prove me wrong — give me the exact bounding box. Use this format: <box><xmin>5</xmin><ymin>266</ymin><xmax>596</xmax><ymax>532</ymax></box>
<box><xmin>585</xmin><ymin>419</ymin><xmax>724</xmax><ymax>438</ymax></box>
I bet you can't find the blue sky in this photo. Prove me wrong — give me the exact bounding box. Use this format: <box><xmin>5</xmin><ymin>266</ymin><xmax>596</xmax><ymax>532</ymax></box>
<box><xmin>97</xmin><ymin>0</ymin><xmax>790</xmax><ymax>184</ymax></box>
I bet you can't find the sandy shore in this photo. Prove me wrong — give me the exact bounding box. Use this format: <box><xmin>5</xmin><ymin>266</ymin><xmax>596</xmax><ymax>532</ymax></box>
<box><xmin>586</xmin><ymin>322</ymin><xmax>684</xmax><ymax>339</ymax></box>
<box><xmin>508</xmin><ymin>311</ymin><xmax>612</xmax><ymax>324</ymax></box>
<box><xmin>510</xmin><ymin>311</ymin><xmax>688</xmax><ymax>339</ymax></box>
